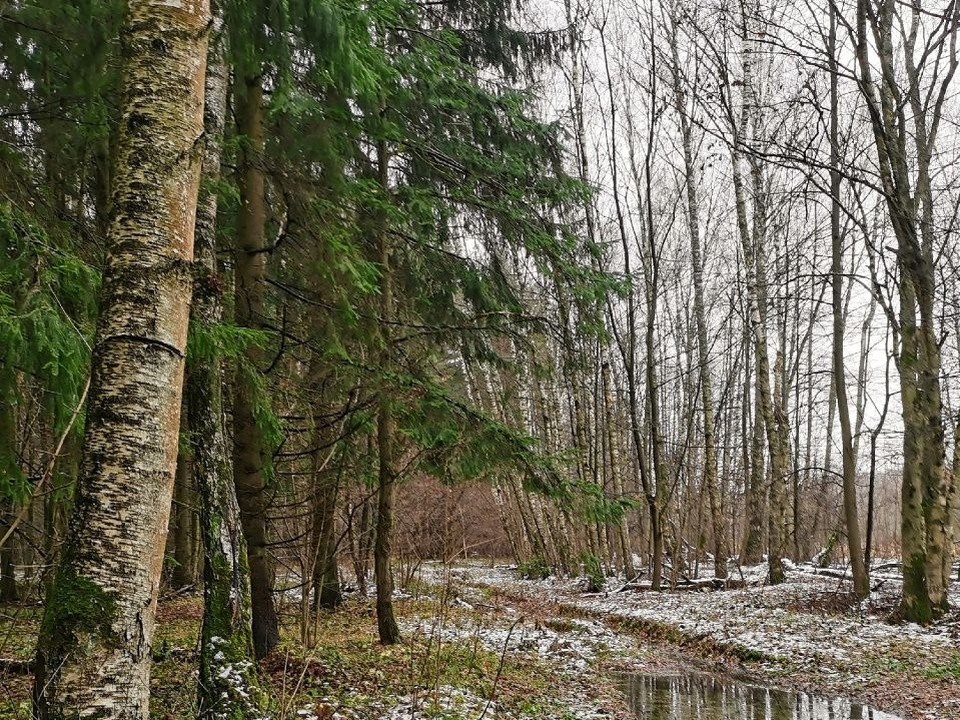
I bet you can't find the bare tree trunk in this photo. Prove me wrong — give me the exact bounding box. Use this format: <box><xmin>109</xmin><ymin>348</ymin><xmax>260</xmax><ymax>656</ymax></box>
<box><xmin>348</xmin><ymin>459</ymin><xmax>372</xmax><ymax>596</ymax></box>
<box><xmin>171</xmin><ymin>437</ymin><xmax>195</xmax><ymax>589</ymax></box>
<box><xmin>598</xmin><ymin>28</ymin><xmax>664</xmax><ymax>589</ymax></box>
<box><xmin>0</xmin><ymin>400</ymin><xmax>19</xmax><ymax>603</ymax></box>
<box><xmin>767</xmin><ymin>353</ymin><xmax>791</xmax><ymax>583</ymax></box>
<box><xmin>898</xmin><ymin>280</ymin><xmax>931</xmax><ymax>620</ymax></box>
<box><xmin>741</xmin><ymin>336</ymin><xmax>765</xmax><ymax>564</ymax></box>
<box><xmin>33</xmin><ymin>1</ymin><xmax>209</xmax><ymax>714</ymax></box>
<box><xmin>0</xmin><ymin>518</ymin><xmax>16</xmax><ymax>602</ymax></box>
<box><xmin>865</xmin><ymin>348</ymin><xmax>892</xmax><ymax>570</ymax></box>
<box><xmin>828</xmin><ymin>3</ymin><xmax>869</xmax><ymax>598</ymax></box>
<box><xmin>374</xmin><ymin>135</ymin><xmax>400</xmax><ymax>645</ymax></box>
<box><xmin>603</xmin><ymin>359</ymin><xmax>634</xmax><ymax>578</ymax></box>
<box><xmin>853</xmin><ymin>0</ymin><xmax>956</xmax><ymax>620</ymax></box>
<box><xmin>232</xmin><ymin>75</ymin><xmax>279</xmax><ymax>658</ymax></box>
<box><xmin>667</xmin><ymin>15</ymin><xmax>726</xmax><ymax>579</ymax></box>
<box><xmin>309</xmin><ymin>421</ymin><xmax>342</xmax><ymax>611</ymax></box>
<box><xmin>729</xmin><ymin>14</ymin><xmax>789</xmax><ymax>583</ymax></box>
<box><xmin>190</xmin><ymin>10</ymin><xmax>264</xmax><ymax>714</ymax></box>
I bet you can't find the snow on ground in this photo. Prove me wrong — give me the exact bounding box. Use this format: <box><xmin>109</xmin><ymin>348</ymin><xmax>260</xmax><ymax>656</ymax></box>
<box><xmin>416</xmin><ymin>560</ymin><xmax>960</xmax><ymax>681</ymax></box>
<box><xmin>376</xmin><ymin>684</ymin><xmax>616</xmax><ymax>720</ymax></box>
<box><xmin>399</xmin><ymin>613</ymin><xmax>636</xmax><ymax>672</ymax></box>
<box><xmin>300</xmin><ymin>560</ymin><xmax>960</xmax><ymax>719</ymax></box>
<box><xmin>379</xmin><ymin>686</ymin><xmax>491</xmax><ymax>720</ymax></box>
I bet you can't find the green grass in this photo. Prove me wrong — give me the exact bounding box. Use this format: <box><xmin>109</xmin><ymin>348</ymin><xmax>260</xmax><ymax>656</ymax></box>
<box><xmin>923</xmin><ymin>654</ymin><xmax>960</xmax><ymax>681</ymax></box>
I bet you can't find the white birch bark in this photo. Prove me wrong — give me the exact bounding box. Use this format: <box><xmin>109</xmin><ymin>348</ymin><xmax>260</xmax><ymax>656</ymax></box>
<box><xmin>34</xmin><ymin>1</ymin><xmax>209</xmax><ymax>717</ymax></box>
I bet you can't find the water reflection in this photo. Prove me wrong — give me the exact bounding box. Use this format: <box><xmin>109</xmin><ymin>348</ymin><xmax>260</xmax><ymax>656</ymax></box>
<box><xmin>620</xmin><ymin>673</ymin><xmax>902</xmax><ymax>720</ymax></box>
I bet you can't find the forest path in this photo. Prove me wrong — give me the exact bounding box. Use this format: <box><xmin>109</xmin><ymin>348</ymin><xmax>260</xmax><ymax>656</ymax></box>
<box><xmin>415</xmin><ymin>561</ymin><xmax>960</xmax><ymax>720</ymax></box>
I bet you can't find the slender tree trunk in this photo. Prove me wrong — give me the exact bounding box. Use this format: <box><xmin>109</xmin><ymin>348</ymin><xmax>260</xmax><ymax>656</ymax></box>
<box><xmin>374</xmin><ymin>136</ymin><xmax>400</xmax><ymax>645</ymax></box>
<box><xmin>348</xmin><ymin>471</ymin><xmax>372</xmax><ymax>596</ymax></box>
<box><xmin>42</xmin><ymin>435</ymin><xmax>80</xmax><ymax>592</ymax></box>
<box><xmin>189</xmin><ymin>10</ymin><xmax>264</xmax><ymax>715</ymax></box>
<box><xmin>598</xmin><ymin>29</ymin><xmax>663</xmax><ymax>589</ymax></box>
<box><xmin>232</xmin><ymin>76</ymin><xmax>279</xmax><ymax>658</ymax></box>
<box><xmin>767</xmin><ymin>353</ymin><xmax>791</xmax><ymax>583</ymax></box>
<box><xmin>742</xmin><ymin>338</ymin><xmax>765</xmax><ymax>564</ymax></box>
<box><xmin>603</xmin><ymin>359</ymin><xmax>634</xmax><ymax>578</ymax></box>
<box><xmin>729</xmin><ymin>19</ymin><xmax>789</xmax><ymax>582</ymax></box>
<box><xmin>828</xmin><ymin>4</ymin><xmax>869</xmax><ymax>598</ymax></box>
<box><xmin>952</xmin><ymin>409</ymin><xmax>960</xmax><ymax>580</ymax></box>
<box><xmin>644</xmin><ymin>292</ymin><xmax>668</xmax><ymax>590</ymax></box>
<box><xmin>171</xmin><ymin>437</ymin><xmax>195</xmax><ymax>589</ymax></box>
<box><xmin>33</xmin><ymin>1</ymin><xmax>209</xmax><ymax>715</ymax></box>
<box><xmin>0</xmin><ymin>400</ymin><xmax>18</xmax><ymax>603</ymax></box>
<box><xmin>667</xmin><ymin>19</ymin><xmax>726</xmax><ymax>579</ymax></box>
<box><xmin>309</xmin><ymin>421</ymin><xmax>342</xmax><ymax>611</ymax></box>
<box><xmin>0</xmin><ymin>514</ymin><xmax>17</xmax><ymax>602</ymax></box>
<box><xmin>864</xmin><ymin>355</ymin><xmax>891</xmax><ymax>571</ymax></box>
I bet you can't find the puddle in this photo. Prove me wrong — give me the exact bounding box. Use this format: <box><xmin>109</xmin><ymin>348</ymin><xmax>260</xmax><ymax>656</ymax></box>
<box><xmin>620</xmin><ymin>672</ymin><xmax>902</xmax><ymax>719</ymax></box>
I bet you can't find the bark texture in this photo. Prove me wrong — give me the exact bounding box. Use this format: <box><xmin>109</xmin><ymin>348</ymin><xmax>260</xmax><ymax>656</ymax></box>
<box><xmin>189</xmin><ymin>8</ymin><xmax>265</xmax><ymax>716</ymax></box>
<box><xmin>374</xmin><ymin>137</ymin><xmax>400</xmax><ymax>645</ymax></box>
<box><xmin>33</xmin><ymin>1</ymin><xmax>209</xmax><ymax>716</ymax></box>
<box><xmin>854</xmin><ymin>0</ymin><xmax>956</xmax><ymax>621</ymax></box>
<box><xmin>232</xmin><ymin>75</ymin><xmax>279</xmax><ymax>658</ymax></box>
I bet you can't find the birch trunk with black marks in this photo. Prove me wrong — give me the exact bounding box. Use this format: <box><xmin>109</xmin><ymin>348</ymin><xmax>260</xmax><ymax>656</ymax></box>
<box><xmin>189</xmin><ymin>8</ymin><xmax>264</xmax><ymax>716</ymax></box>
<box><xmin>33</xmin><ymin>1</ymin><xmax>209</xmax><ymax>716</ymax></box>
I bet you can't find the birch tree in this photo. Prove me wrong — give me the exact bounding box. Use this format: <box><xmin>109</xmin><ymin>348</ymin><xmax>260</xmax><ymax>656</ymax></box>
<box><xmin>33</xmin><ymin>0</ymin><xmax>209</xmax><ymax>715</ymax></box>
<box><xmin>666</xmin><ymin>1</ymin><xmax>728</xmax><ymax>580</ymax></box>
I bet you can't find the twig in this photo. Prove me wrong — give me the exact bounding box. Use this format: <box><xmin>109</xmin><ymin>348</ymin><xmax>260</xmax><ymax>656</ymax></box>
<box><xmin>477</xmin><ymin>616</ymin><xmax>522</xmax><ymax>720</ymax></box>
<box><xmin>0</xmin><ymin>375</ymin><xmax>90</xmax><ymax>550</ymax></box>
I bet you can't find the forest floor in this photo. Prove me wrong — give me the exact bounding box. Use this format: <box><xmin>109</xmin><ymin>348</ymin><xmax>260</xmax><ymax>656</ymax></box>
<box><xmin>1</xmin><ymin>561</ymin><xmax>959</xmax><ymax>718</ymax></box>
<box><xmin>0</xmin><ymin>578</ymin><xmax>637</xmax><ymax>720</ymax></box>
<box><xmin>420</xmin><ymin>559</ymin><xmax>960</xmax><ymax>720</ymax></box>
